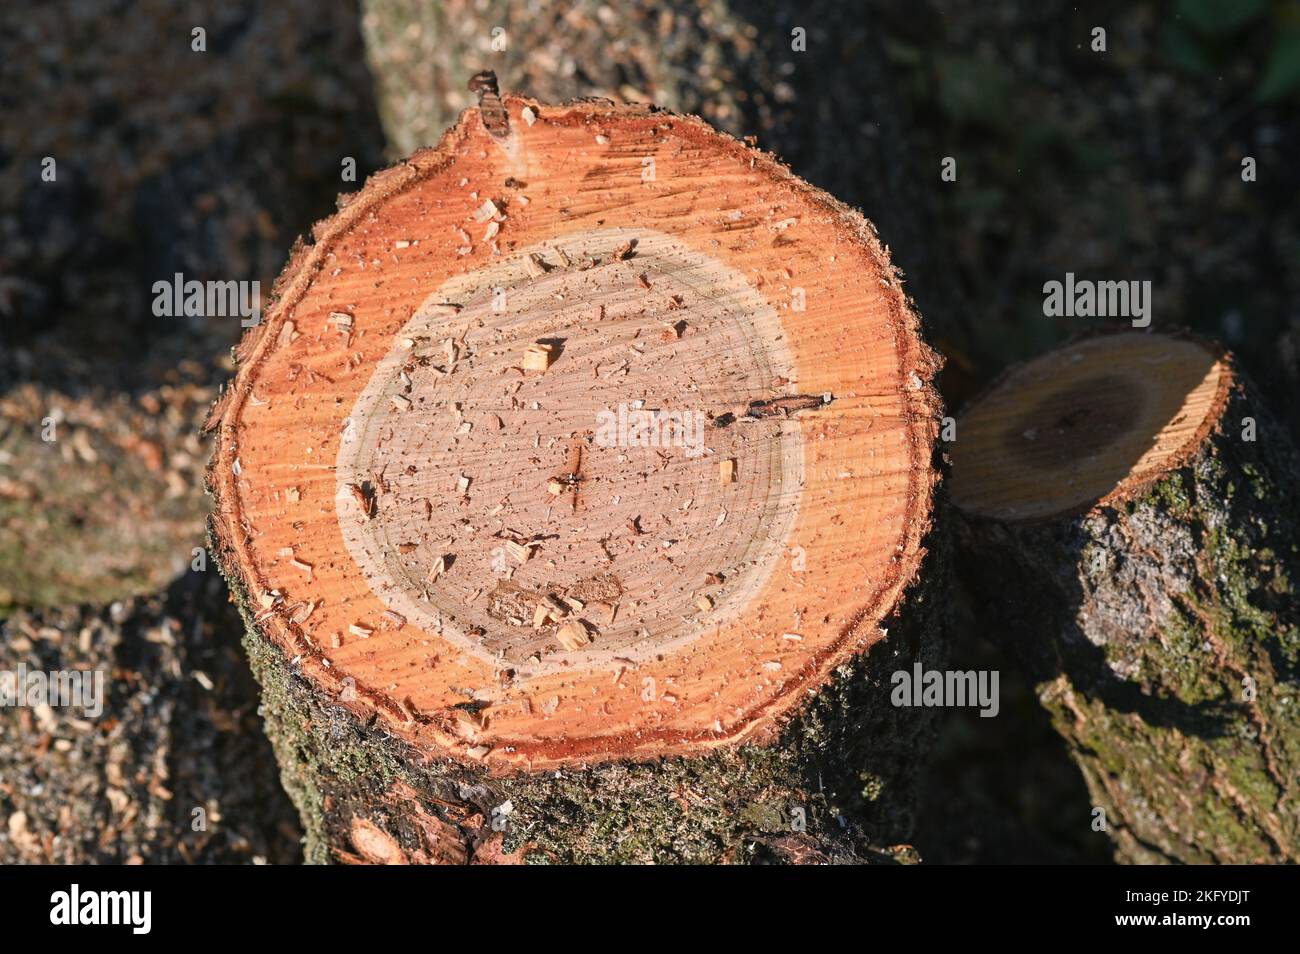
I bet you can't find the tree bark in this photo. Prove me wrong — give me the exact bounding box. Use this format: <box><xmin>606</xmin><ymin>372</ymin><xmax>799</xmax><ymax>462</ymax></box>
<box><xmin>207</xmin><ymin>97</ymin><xmax>946</xmax><ymax>863</ymax></box>
<box><xmin>952</xmin><ymin>332</ymin><xmax>1300</xmax><ymax>863</ymax></box>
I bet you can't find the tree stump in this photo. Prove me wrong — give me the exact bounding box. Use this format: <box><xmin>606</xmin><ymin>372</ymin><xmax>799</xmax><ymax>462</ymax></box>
<box><xmin>951</xmin><ymin>332</ymin><xmax>1300</xmax><ymax>863</ymax></box>
<box><xmin>207</xmin><ymin>96</ymin><xmax>945</xmax><ymax>863</ymax></box>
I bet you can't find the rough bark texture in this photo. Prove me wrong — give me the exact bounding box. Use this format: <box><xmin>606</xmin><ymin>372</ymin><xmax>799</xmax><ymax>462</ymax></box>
<box><xmin>220</xmin><ymin>522</ymin><xmax>946</xmax><ymax>865</ymax></box>
<box><xmin>957</xmin><ymin>372</ymin><xmax>1300</xmax><ymax>863</ymax></box>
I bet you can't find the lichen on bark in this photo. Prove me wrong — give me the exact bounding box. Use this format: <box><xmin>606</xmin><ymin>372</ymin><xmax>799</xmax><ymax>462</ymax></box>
<box><xmin>958</xmin><ymin>380</ymin><xmax>1300</xmax><ymax>863</ymax></box>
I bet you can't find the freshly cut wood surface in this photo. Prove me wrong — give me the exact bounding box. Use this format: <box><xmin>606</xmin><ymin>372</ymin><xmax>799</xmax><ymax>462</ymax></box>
<box><xmin>951</xmin><ymin>333</ymin><xmax>1231</xmax><ymax>521</ymax></box>
<box><xmin>209</xmin><ymin>96</ymin><xmax>941</xmax><ymax>776</ymax></box>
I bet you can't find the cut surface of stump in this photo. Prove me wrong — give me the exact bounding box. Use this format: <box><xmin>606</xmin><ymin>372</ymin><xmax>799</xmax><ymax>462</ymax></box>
<box><xmin>209</xmin><ymin>97</ymin><xmax>940</xmax><ymax>773</ymax></box>
<box><xmin>952</xmin><ymin>332</ymin><xmax>1300</xmax><ymax>863</ymax></box>
<box><xmin>951</xmin><ymin>332</ymin><xmax>1230</xmax><ymax>520</ymax></box>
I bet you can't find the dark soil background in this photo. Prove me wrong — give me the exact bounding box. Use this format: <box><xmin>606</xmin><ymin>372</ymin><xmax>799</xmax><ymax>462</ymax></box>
<box><xmin>1</xmin><ymin>0</ymin><xmax>1297</xmax><ymax>863</ymax></box>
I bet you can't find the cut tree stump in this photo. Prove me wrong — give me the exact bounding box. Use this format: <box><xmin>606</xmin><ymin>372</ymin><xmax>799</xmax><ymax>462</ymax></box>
<box><xmin>207</xmin><ymin>95</ymin><xmax>945</xmax><ymax>864</ymax></box>
<box><xmin>951</xmin><ymin>332</ymin><xmax>1300</xmax><ymax>863</ymax></box>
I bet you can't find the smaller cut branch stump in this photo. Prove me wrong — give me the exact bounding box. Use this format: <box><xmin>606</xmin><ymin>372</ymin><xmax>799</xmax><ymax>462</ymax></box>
<box><xmin>207</xmin><ymin>97</ymin><xmax>946</xmax><ymax>863</ymax></box>
<box><xmin>952</xmin><ymin>332</ymin><xmax>1300</xmax><ymax>863</ymax></box>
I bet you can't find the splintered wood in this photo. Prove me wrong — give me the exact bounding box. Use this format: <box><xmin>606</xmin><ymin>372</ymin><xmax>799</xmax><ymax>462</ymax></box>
<box><xmin>505</xmin><ymin>539</ymin><xmax>537</xmax><ymax>564</ymax></box>
<box><xmin>555</xmin><ymin>621</ymin><xmax>591</xmax><ymax>650</ymax></box>
<box><xmin>348</xmin><ymin>483</ymin><xmax>376</xmax><ymax>519</ymax></box>
<box><xmin>523</xmin><ymin>342</ymin><xmax>555</xmax><ymax>372</ymax></box>
<box><xmin>208</xmin><ymin>95</ymin><xmax>939</xmax><ymax>769</ymax></box>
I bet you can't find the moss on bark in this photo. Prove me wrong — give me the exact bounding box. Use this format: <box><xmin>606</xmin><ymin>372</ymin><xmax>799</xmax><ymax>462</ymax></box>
<box><xmin>957</xmin><ymin>378</ymin><xmax>1300</xmax><ymax>863</ymax></box>
<box><xmin>217</xmin><ymin>516</ymin><xmax>948</xmax><ymax>864</ymax></box>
